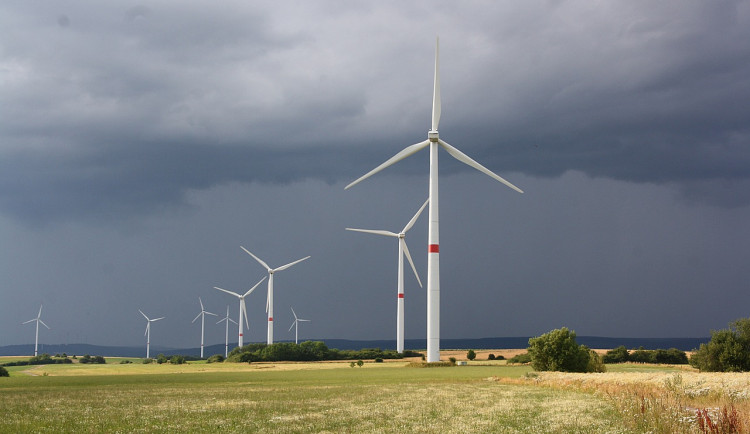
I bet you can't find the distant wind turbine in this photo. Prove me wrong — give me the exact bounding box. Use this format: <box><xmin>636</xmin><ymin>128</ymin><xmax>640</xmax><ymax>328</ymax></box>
<box><xmin>139</xmin><ymin>309</ymin><xmax>164</xmax><ymax>359</ymax></box>
<box><xmin>22</xmin><ymin>305</ymin><xmax>49</xmax><ymax>357</ymax></box>
<box><xmin>217</xmin><ymin>305</ymin><xmax>238</xmax><ymax>358</ymax></box>
<box><xmin>346</xmin><ymin>198</ymin><xmax>428</xmax><ymax>353</ymax></box>
<box><xmin>288</xmin><ymin>307</ymin><xmax>310</xmax><ymax>345</ymax></box>
<box><xmin>214</xmin><ymin>276</ymin><xmax>266</xmax><ymax>348</ymax></box>
<box><xmin>192</xmin><ymin>297</ymin><xmax>217</xmax><ymax>358</ymax></box>
<box><xmin>240</xmin><ymin>247</ymin><xmax>310</xmax><ymax>345</ymax></box>
<box><xmin>345</xmin><ymin>37</ymin><xmax>523</xmax><ymax>362</ymax></box>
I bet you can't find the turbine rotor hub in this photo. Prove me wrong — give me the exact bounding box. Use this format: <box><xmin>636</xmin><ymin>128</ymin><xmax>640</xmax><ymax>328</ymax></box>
<box><xmin>428</xmin><ymin>130</ymin><xmax>439</xmax><ymax>142</ymax></box>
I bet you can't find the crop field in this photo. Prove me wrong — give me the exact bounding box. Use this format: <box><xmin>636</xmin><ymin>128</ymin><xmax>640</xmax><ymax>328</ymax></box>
<box><xmin>1</xmin><ymin>358</ymin><xmax>748</xmax><ymax>433</ymax></box>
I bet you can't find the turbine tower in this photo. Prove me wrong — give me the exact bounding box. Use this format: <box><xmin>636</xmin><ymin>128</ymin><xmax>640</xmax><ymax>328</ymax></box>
<box><xmin>217</xmin><ymin>305</ymin><xmax>238</xmax><ymax>358</ymax></box>
<box><xmin>346</xmin><ymin>198</ymin><xmax>428</xmax><ymax>353</ymax></box>
<box><xmin>22</xmin><ymin>305</ymin><xmax>49</xmax><ymax>357</ymax></box>
<box><xmin>345</xmin><ymin>38</ymin><xmax>523</xmax><ymax>362</ymax></box>
<box><xmin>139</xmin><ymin>309</ymin><xmax>164</xmax><ymax>359</ymax></box>
<box><xmin>288</xmin><ymin>307</ymin><xmax>310</xmax><ymax>345</ymax></box>
<box><xmin>191</xmin><ymin>297</ymin><xmax>217</xmax><ymax>358</ymax></box>
<box><xmin>214</xmin><ymin>276</ymin><xmax>266</xmax><ymax>348</ymax></box>
<box><xmin>240</xmin><ymin>247</ymin><xmax>310</xmax><ymax>345</ymax></box>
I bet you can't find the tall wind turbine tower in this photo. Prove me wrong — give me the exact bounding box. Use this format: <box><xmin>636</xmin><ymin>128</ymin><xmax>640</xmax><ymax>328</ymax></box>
<box><xmin>346</xmin><ymin>38</ymin><xmax>523</xmax><ymax>362</ymax></box>
<box><xmin>240</xmin><ymin>247</ymin><xmax>310</xmax><ymax>345</ymax></box>
<box><xmin>346</xmin><ymin>198</ymin><xmax>428</xmax><ymax>353</ymax></box>
<box><xmin>192</xmin><ymin>297</ymin><xmax>217</xmax><ymax>358</ymax></box>
<box><xmin>139</xmin><ymin>309</ymin><xmax>164</xmax><ymax>359</ymax></box>
<box><xmin>22</xmin><ymin>305</ymin><xmax>49</xmax><ymax>357</ymax></box>
<box><xmin>214</xmin><ymin>276</ymin><xmax>266</xmax><ymax>348</ymax></box>
<box><xmin>217</xmin><ymin>305</ymin><xmax>238</xmax><ymax>358</ymax></box>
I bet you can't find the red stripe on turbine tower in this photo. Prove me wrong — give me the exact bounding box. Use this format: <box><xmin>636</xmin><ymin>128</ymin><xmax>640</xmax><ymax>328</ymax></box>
<box><xmin>398</xmin><ymin>293</ymin><xmax>404</xmax><ymax>298</ymax></box>
<box><xmin>269</xmin><ymin>317</ymin><xmax>273</xmax><ymax>321</ymax></box>
<box><xmin>429</xmin><ymin>244</ymin><xmax>439</xmax><ymax>253</ymax></box>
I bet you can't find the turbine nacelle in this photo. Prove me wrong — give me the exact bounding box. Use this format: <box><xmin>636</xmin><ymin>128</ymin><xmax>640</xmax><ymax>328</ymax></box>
<box><xmin>428</xmin><ymin>130</ymin><xmax>439</xmax><ymax>142</ymax></box>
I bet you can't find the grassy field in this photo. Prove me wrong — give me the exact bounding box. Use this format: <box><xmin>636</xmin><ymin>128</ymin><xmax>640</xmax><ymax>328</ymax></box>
<box><xmin>2</xmin><ymin>357</ymin><xmax>748</xmax><ymax>433</ymax></box>
<box><xmin>0</xmin><ymin>359</ymin><xmax>633</xmax><ymax>433</ymax></box>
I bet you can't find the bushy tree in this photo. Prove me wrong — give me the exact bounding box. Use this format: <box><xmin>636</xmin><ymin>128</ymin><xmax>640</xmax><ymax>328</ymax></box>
<box><xmin>488</xmin><ymin>353</ymin><xmax>496</xmax><ymax>360</ymax></box>
<box><xmin>602</xmin><ymin>346</ymin><xmax>630</xmax><ymax>363</ymax></box>
<box><xmin>156</xmin><ymin>354</ymin><xmax>168</xmax><ymax>364</ymax></box>
<box><xmin>206</xmin><ymin>354</ymin><xmax>224</xmax><ymax>363</ymax></box>
<box><xmin>169</xmin><ymin>355</ymin><xmax>185</xmax><ymax>365</ymax></box>
<box><xmin>0</xmin><ymin>366</ymin><xmax>8</xmax><ymax>377</ymax></box>
<box><xmin>466</xmin><ymin>349</ymin><xmax>476</xmax><ymax>361</ymax></box>
<box><xmin>691</xmin><ymin>318</ymin><xmax>750</xmax><ymax>372</ymax></box>
<box><xmin>528</xmin><ymin>327</ymin><xmax>605</xmax><ymax>373</ymax></box>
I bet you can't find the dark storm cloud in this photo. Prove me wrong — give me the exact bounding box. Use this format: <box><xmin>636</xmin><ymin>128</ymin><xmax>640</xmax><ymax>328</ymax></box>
<box><xmin>2</xmin><ymin>1</ymin><xmax>750</xmax><ymax>224</ymax></box>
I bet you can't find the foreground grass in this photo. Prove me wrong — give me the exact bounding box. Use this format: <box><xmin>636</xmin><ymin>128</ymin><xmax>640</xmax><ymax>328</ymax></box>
<box><xmin>0</xmin><ymin>362</ymin><xmax>631</xmax><ymax>433</ymax></box>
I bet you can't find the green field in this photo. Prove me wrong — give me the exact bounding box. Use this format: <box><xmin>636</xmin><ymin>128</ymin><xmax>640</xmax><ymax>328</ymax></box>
<box><xmin>0</xmin><ymin>360</ymin><xmax>636</xmax><ymax>433</ymax></box>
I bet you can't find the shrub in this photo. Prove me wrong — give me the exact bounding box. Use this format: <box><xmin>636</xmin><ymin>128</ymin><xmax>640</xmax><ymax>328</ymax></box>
<box><xmin>528</xmin><ymin>327</ymin><xmax>605</xmax><ymax>373</ymax></box>
<box><xmin>156</xmin><ymin>354</ymin><xmax>168</xmax><ymax>364</ymax></box>
<box><xmin>466</xmin><ymin>349</ymin><xmax>476</xmax><ymax>361</ymax></box>
<box><xmin>691</xmin><ymin>318</ymin><xmax>750</xmax><ymax>372</ymax></box>
<box><xmin>119</xmin><ymin>360</ymin><xmax>132</xmax><ymax>364</ymax></box>
<box><xmin>448</xmin><ymin>357</ymin><xmax>457</xmax><ymax>366</ymax></box>
<box><xmin>169</xmin><ymin>355</ymin><xmax>185</xmax><ymax>365</ymax></box>
<box><xmin>602</xmin><ymin>346</ymin><xmax>630</xmax><ymax>364</ymax></box>
<box><xmin>142</xmin><ymin>358</ymin><xmax>154</xmax><ymax>364</ymax></box>
<box><xmin>206</xmin><ymin>354</ymin><xmax>225</xmax><ymax>364</ymax></box>
<box><xmin>374</xmin><ymin>358</ymin><xmax>383</xmax><ymax>363</ymax></box>
<box><xmin>488</xmin><ymin>353</ymin><xmax>495</xmax><ymax>360</ymax></box>
<box><xmin>508</xmin><ymin>353</ymin><xmax>531</xmax><ymax>364</ymax></box>
<box><xmin>0</xmin><ymin>366</ymin><xmax>8</xmax><ymax>377</ymax></box>
<box><xmin>79</xmin><ymin>355</ymin><xmax>106</xmax><ymax>364</ymax></box>
<box><xmin>356</xmin><ymin>359</ymin><xmax>364</xmax><ymax>367</ymax></box>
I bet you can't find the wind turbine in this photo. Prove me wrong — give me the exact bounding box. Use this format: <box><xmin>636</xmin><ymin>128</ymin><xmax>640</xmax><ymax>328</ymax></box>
<box><xmin>139</xmin><ymin>309</ymin><xmax>164</xmax><ymax>359</ymax></box>
<box><xmin>216</xmin><ymin>305</ymin><xmax>238</xmax><ymax>358</ymax></box>
<box><xmin>192</xmin><ymin>297</ymin><xmax>217</xmax><ymax>358</ymax></box>
<box><xmin>22</xmin><ymin>305</ymin><xmax>49</xmax><ymax>357</ymax></box>
<box><xmin>345</xmin><ymin>38</ymin><xmax>523</xmax><ymax>362</ymax></box>
<box><xmin>240</xmin><ymin>247</ymin><xmax>310</xmax><ymax>345</ymax></box>
<box><xmin>346</xmin><ymin>198</ymin><xmax>428</xmax><ymax>353</ymax></box>
<box><xmin>214</xmin><ymin>276</ymin><xmax>266</xmax><ymax>348</ymax></box>
<box><xmin>288</xmin><ymin>307</ymin><xmax>310</xmax><ymax>345</ymax></box>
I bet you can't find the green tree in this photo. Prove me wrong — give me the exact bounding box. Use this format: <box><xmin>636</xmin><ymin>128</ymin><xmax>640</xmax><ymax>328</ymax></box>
<box><xmin>466</xmin><ymin>349</ymin><xmax>476</xmax><ymax>361</ymax></box>
<box><xmin>356</xmin><ymin>359</ymin><xmax>364</xmax><ymax>367</ymax></box>
<box><xmin>602</xmin><ymin>346</ymin><xmax>629</xmax><ymax>363</ymax></box>
<box><xmin>156</xmin><ymin>354</ymin><xmax>168</xmax><ymax>364</ymax></box>
<box><xmin>691</xmin><ymin>318</ymin><xmax>750</xmax><ymax>372</ymax></box>
<box><xmin>528</xmin><ymin>327</ymin><xmax>604</xmax><ymax>373</ymax></box>
<box><xmin>0</xmin><ymin>366</ymin><xmax>9</xmax><ymax>377</ymax></box>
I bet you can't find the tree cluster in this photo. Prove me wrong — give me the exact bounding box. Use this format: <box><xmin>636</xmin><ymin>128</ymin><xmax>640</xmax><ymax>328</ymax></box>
<box><xmin>690</xmin><ymin>318</ymin><xmax>750</xmax><ymax>372</ymax></box>
<box><xmin>226</xmin><ymin>342</ymin><xmax>421</xmax><ymax>363</ymax></box>
<box><xmin>601</xmin><ymin>346</ymin><xmax>688</xmax><ymax>364</ymax></box>
<box><xmin>527</xmin><ymin>327</ymin><xmax>605</xmax><ymax>373</ymax></box>
<box><xmin>1</xmin><ymin>354</ymin><xmax>72</xmax><ymax>367</ymax></box>
<box><xmin>77</xmin><ymin>354</ymin><xmax>106</xmax><ymax>364</ymax></box>
<box><xmin>0</xmin><ymin>366</ymin><xmax>8</xmax><ymax>377</ymax></box>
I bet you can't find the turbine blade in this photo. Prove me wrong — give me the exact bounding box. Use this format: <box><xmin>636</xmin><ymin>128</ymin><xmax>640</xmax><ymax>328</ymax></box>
<box><xmin>289</xmin><ymin>322</ymin><xmax>295</xmax><ymax>332</ymax></box>
<box><xmin>432</xmin><ymin>36</ymin><xmax>441</xmax><ymax>131</ymax></box>
<box><xmin>192</xmin><ymin>312</ymin><xmax>202</xmax><ymax>323</ymax></box>
<box><xmin>299</xmin><ymin>319</ymin><xmax>311</xmax><ymax>322</ymax></box>
<box><xmin>265</xmin><ymin>288</ymin><xmax>270</xmax><ymax>313</ymax></box>
<box><xmin>401</xmin><ymin>238</ymin><xmax>423</xmax><ymax>288</ymax></box>
<box><xmin>205</xmin><ymin>311</ymin><xmax>218</xmax><ymax>317</ymax></box>
<box><xmin>291</xmin><ymin>307</ymin><xmax>297</xmax><ymax>320</ymax></box>
<box><xmin>438</xmin><ymin>139</ymin><xmax>524</xmax><ymax>193</ymax></box>
<box><xmin>403</xmin><ymin>198</ymin><xmax>429</xmax><ymax>233</ymax></box>
<box><xmin>38</xmin><ymin>305</ymin><xmax>43</xmax><ymax>318</ymax></box>
<box><xmin>145</xmin><ymin>323</ymin><xmax>149</xmax><ymax>336</ymax></box>
<box><xmin>199</xmin><ymin>297</ymin><xmax>205</xmax><ymax>311</ymax></box>
<box><xmin>274</xmin><ymin>256</ymin><xmax>310</xmax><ymax>272</ymax></box>
<box><xmin>240</xmin><ymin>246</ymin><xmax>271</xmax><ymax>271</ymax></box>
<box><xmin>214</xmin><ymin>286</ymin><xmax>241</xmax><ymax>298</ymax></box>
<box><xmin>39</xmin><ymin>320</ymin><xmax>50</xmax><ymax>329</ymax></box>
<box><xmin>346</xmin><ymin>228</ymin><xmax>398</xmax><ymax>237</ymax></box>
<box><xmin>139</xmin><ymin>309</ymin><xmax>149</xmax><ymax>320</ymax></box>
<box><xmin>241</xmin><ymin>300</ymin><xmax>249</xmax><ymax>329</ymax></box>
<box><xmin>22</xmin><ymin>319</ymin><xmax>35</xmax><ymax>325</ymax></box>
<box><xmin>217</xmin><ymin>317</ymin><xmax>227</xmax><ymax>325</ymax></box>
<box><xmin>228</xmin><ymin>317</ymin><xmax>238</xmax><ymax>325</ymax></box>
<box><xmin>244</xmin><ymin>276</ymin><xmax>267</xmax><ymax>297</ymax></box>
<box><xmin>345</xmin><ymin>140</ymin><xmax>430</xmax><ymax>190</ymax></box>
<box><xmin>152</xmin><ymin>317</ymin><xmax>165</xmax><ymax>322</ymax></box>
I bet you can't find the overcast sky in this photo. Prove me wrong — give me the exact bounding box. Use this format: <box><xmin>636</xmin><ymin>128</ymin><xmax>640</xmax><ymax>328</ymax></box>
<box><xmin>2</xmin><ymin>1</ymin><xmax>750</xmax><ymax>350</ymax></box>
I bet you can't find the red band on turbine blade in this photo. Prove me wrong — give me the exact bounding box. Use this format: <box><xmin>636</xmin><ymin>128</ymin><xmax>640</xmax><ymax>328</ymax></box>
<box><xmin>429</xmin><ymin>244</ymin><xmax>440</xmax><ymax>253</ymax></box>
<box><xmin>398</xmin><ymin>293</ymin><xmax>404</xmax><ymax>298</ymax></box>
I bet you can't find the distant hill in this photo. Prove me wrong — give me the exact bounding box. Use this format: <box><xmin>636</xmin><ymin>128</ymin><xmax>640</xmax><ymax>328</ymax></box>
<box><xmin>0</xmin><ymin>336</ymin><xmax>709</xmax><ymax>358</ymax></box>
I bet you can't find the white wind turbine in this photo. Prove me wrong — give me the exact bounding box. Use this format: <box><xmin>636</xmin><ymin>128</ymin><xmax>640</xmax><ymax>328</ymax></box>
<box><xmin>346</xmin><ymin>198</ymin><xmax>428</xmax><ymax>353</ymax></box>
<box><xmin>192</xmin><ymin>297</ymin><xmax>217</xmax><ymax>358</ymax></box>
<box><xmin>345</xmin><ymin>38</ymin><xmax>523</xmax><ymax>362</ymax></box>
<box><xmin>22</xmin><ymin>305</ymin><xmax>49</xmax><ymax>357</ymax></box>
<box><xmin>240</xmin><ymin>247</ymin><xmax>310</xmax><ymax>345</ymax></box>
<box><xmin>214</xmin><ymin>276</ymin><xmax>266</xmax><ymax>348</ymax></box>
<box><xmin>216</xmin><ymin>305</ymin><xmax>238</xmax><ymax>358</ymax></box>
<box><xmin>139</xmin><ymin>309</ymin><xmax>164</xmax><ymax>359</ymax></box>
<box><xmin>288</xmin><ymin>307</ymin><xmax>310</xmax><ymax>345</ymax></box>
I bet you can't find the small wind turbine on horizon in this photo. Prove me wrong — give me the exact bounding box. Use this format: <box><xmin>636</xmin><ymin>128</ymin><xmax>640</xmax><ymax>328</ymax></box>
<box><xmin>345</xmin><ymin>37</ymin><xmax>523</xmax><ymax>362</ymax></box>
<box><xmin>22</xmin><ymin>305</ymin><xmax>49</xmax><ymax>357</ymax></box>
<box><xmin>217</xmin><ymin>305</ymin><xmax>238</xmax><ymax>358</ymax></box>
<box><xmin>288</xmin><ymin>307</ymin><xmax>310</xmax><ymax>345</ymax></box>
<box><xmin>240</xmin><ymin>247</ymin><xmax>310</xmax><ymax>345</ymax></box>
<box><xmin>192</xmin><ymin>297</ymin><xmax>217</xmax><ymax>358</ymax></box>
<box><xmin>346</xmin><ymin>198</ymin><xmax>428</xmax><ymax>354</ymax></box>
<box><xmin>214</xmin><ymin>276</ymin><xmax>266</xmax><ymax>348</ymax></box>
<box><xmin>139</xmin><ymin>309</ymin><xmax>164</xmax><ymax>359</ymax></box>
